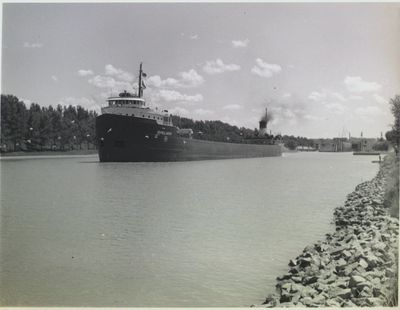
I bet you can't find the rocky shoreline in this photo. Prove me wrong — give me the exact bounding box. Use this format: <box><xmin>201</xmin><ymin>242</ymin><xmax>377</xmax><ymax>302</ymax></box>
<box><xmin>262</xmin><ymin>156</ymin><xmax>399</xmax><ymax>307</ymax></box>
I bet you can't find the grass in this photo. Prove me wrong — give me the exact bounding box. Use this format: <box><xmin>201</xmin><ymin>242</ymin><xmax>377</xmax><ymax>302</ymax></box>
<box><xmin>384</xmin><ymin>154</ymin><xmax>400</xmax><ymax>218</ymax></box>
<box><xmin>383</xmin><ymin>153</ymin><xmax>399</xmax><ymax>306</ymax></box>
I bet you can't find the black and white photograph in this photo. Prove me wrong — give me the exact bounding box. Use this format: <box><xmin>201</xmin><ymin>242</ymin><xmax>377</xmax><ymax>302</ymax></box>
<box><xmin>0</xmin><ymin>1</ymin><xmax>399</xmax><ymax>307</ymax></box>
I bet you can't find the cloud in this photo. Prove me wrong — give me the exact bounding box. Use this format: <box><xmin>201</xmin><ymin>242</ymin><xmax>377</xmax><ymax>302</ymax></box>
<box><xmin>23</xmin><ymin>42</ymin><xmax>43</xmax><ymax>48</ymax></box>
<box><xmin>282</xmin><ymin>109</ymin><xmax>296</xmax><ymax>119</ymax></box>
<box><xmin>282</xmin><ymin>93</ymin><xmax>292</xmax><ymax>98</ymax></box>
<box><xmin>193</xmin><ymin>108</ymin><xmax>214</xmax><ymax>116</ymax></box>
<box><xmin>309</xmin><ymin>90</ymin><xmax>365</xmax><ymax>105</ymax></box>
<box><xmin>179</xmin><ymin>69</ymin><xmax>204</xmax><ymax>87</ymax></box>
<box><xmin>304</xmin><ymin>114</ymin><xmax>324</xmax><ymax>121</ymax></box>
<box><xmin>156</xmin><ymin>89</ymin><xmax>203</xmax><ymax>103</ymax></box>
<box><xmin>85</xmin><ymin>64</ymin><xmax>135</xmax><ymax>96</ymax></box>
<box><xmin>232</xmin><ymin>39</ymin><xmax>249</xmax><ymax>48</ymax></box>
<box><xmin>104</xmin><ymin>64</ymin><xmax>134</xmax><ymax>82</ymax></box>
<box><xmin>344</xmin><ymin>76</ymin><xmax>382</xmax><ymax>93</ymax></box>
<box><xmin>78</xmin><ymin>69</ymin><xmax>94</xmax><ymax>76</ymax></box>
<box><xmin>349</xmin><ymin>95</ymin><xmax>363</xmax><ymax>100</ymax></box>
<box><xmin>251</xmin><ymin>58</ymin><xmax>282</xmax><ymax>78</ymax></box>
<box><xmin>307</xmin><ymin>90</ymin><xmax>349</xmax><ymax>114</ymax></box>
<box><xmin>325</xmin><ymin>102</ymin><xmax>347</xmax><ymax>114</ymax></box>
<box><xmin>332</xmin><ymin>92</ymin><xmax>346</xmax><ymax>101</ymax></box>
<box><xmin>189</xmin><ymin>34</ymin><xmax>199</xmax><ymax>40</ymax></box>
<box><xmin>269</xmin><ymin>104</ymin><xmax>301</xmax><ymax>128</ymax></box>
<box><xmin>169</xmin><ymin>107</ymin><xmax>190</xmax><ymax>116</ymax></box>
<box><xmin>222</xmin><ymin>104</ymin><xmax>242</xmax><ymax>110</ymax></box>
<box><xmin>20</xmin><ymin>98</ymin><xmax>33</xmax><ymax>105</ymax></box>
<box><xmin>59</xmin><ymin>96</ymin><xmax>100</xmax><ymax>112</ymax></box>
<box><xmin>88</xmin><ymin>75</ymin><xmax>134</xmax><ymax>93</ymax></box>
<box><xmin>147</xmin><ymin>69</ymin><xmax>204</xmax><ymax>88</ymax></box>
<box><xmin>308</xmin><ymin>91</ymin><xmax>327</xmax><ymax>102</ymax></box>
<box><xmin>203</xmin><ymin>59</ymin><xmax>241</xmax><ymax>74</ymax></box>
<box><xmin>147</xmin><ymin>75</ymin><xmax>180</xmax><ymax>88</ymax></box>
<box><xmin>268</xmin><ymin>102</ymin><xmax>307</xmax><ymax>126</ymax></box>
<box><xmin>373</xmin><ymin>93</ymin><xmax>387</xmax><ymax>105</ymax></box>
<box><xmin>355</xmin><ymin>105</ymin><xmax>385</xmax><ymax>117</ymax></box>
<box><xmin>220</xmin><ymin>116</ymin><xmax>238</xmax><ymax>126</ymax></box>
<box><xmin>51</xmin><ymin>75</ymin><xmax>58</xmax><ymax>82</ymax></box>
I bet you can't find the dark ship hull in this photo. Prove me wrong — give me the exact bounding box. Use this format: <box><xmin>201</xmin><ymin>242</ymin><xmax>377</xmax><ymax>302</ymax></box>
<box><xmin>96</xmin><ymin>114</ymin><xmax>282</xmax><ymax>162</ymax></box>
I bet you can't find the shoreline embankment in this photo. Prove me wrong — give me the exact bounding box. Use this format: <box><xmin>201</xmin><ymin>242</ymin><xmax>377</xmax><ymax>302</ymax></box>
<box><xmin>262</xmin><ymin>154</ymin><xmax>399</xmax><ymax>307</ymax></box>
<box><xmin>0</xmin><ymin>149</ymin><xmax>98</xmax><ymax>158</ymax></box>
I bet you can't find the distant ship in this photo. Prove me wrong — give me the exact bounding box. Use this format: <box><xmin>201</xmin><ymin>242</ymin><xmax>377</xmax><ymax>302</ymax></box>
<box><xmin>95</xmin><ymin>63</ymin><xmax>282</xmax><ymax>162</ymax></box>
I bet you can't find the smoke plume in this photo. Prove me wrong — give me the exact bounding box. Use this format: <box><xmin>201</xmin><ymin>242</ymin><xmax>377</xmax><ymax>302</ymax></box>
<box><xmin>260</xmin><ymin>108</ymin><xmax>273</xmax><ymax>124</ymax></box>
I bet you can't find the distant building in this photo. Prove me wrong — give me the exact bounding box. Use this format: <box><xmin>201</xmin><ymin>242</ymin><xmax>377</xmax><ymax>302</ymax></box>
<box><xmin>313</xmin><ymin>138</ymin><xmax>353</xmax><ymax>152</ymax></box>
<box><xmin>313</xmin><ymin>137</ymin><xmax>379</xmax><ymax>152</ymax></box>
<box><xmin>296</xmin><ymin>145</ymin><xmax>316</xmax><ymax>152</ymax></box>
<box><xmin>349</xmin><ymin>137</ymin><xmax>378</xmax><ymax>152</ymax></box>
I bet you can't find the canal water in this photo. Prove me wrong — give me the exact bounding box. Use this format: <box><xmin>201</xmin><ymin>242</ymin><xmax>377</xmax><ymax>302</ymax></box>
<box><xmin>0</xmin><ymin>152</ymin><xmax>378</xmax><ymax>306</ymax></box>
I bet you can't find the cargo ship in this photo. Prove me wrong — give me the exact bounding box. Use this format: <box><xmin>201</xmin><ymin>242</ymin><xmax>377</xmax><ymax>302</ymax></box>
<box><xmin>95</xmin><ymin>64</ymin><xmax>282</xmax><ymax>162</ymax></box>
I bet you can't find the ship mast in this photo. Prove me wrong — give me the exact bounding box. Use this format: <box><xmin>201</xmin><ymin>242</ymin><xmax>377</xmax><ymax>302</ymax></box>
<box><xmin>138</xmin><ymin>62</ymin><xmax>143</xmax><ymax>98</ymax></box>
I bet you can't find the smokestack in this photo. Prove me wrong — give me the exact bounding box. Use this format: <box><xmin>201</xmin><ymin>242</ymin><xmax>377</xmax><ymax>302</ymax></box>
<box><xmin>259</xmin><ymin>108</ymin><xmax>268</xmax><ymax>136</ymax></box>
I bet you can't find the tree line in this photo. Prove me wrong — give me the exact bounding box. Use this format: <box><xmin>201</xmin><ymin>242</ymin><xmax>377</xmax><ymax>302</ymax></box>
<box><xmin>386</xmin><ymin>95</ymin><xmax>400</xmax><ymax>157</ymax></box>
<box><xmin>1</xmin><ymin>93</ymin><xmax>321</xmax><ymax>153</ymax></box>
<box><xmin>171</xmin><ymin>115</ymin><xmax>315</xmax><ymax>148</ymax></box>
<box><xmin>1</xmin><ymin>95</ymin><xmax>97</xmax><ymax>152</ymax></box>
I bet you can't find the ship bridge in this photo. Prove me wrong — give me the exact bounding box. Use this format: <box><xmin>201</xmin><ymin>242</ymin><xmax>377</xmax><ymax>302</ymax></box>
<box><xmin>100</xmin><ymin>64</ymin><xmax>173</xmax><ymax>127</ymax></box>
<box><xmin>101</xmin><ymin>91</ymin><xmax>173</xmax><ymax>127</ymax></box>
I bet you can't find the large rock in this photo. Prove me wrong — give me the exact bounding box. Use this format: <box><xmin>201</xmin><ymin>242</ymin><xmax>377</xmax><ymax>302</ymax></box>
<box><xmin>334</xmin><ymin>288</ymin><xmax>352</xmax><ymax>300</ymax></box>
<box><xmin>263</xmin><ymin>294</ymin><xmax>279</xmax><ymax>306</ymax></box>
<box><xmin>277</xmin><ymin>273</ymin><xmax>292</xmax><ymax>281</ymax></box>
<box><xmin>329</xmin><ymin>245</ymin><xmax>348</xmax><ymax>256</ymax></box>
<box><xmin>325</xmin><ymin>298</ymin><xmax>342</xmax><ymax>307</ymax></box>
<box><xmin>351</xmin><ymin>297</ymin><xmax>370</xmax><ymax>307</ymax></box>
<box><xmin>299</xmin><ymin>296</ymin><xmax>313</xmax><ymax>306</ymax></box>
<box><xmin>371</xmin><ymin>241</ymin><xmax>387</xmax><ymax>252</ymax></box>
<box><xmin>280</xmin><ymin>291</ymin><xmax>292</xmax><ymax>303</ymax></box>
<box><xmin>297</xmin><ymin>257</ymin><xmax>312</xmax><ymax>268</ymax></box>
<box><xmin>291</xmin><ymin>276</ymin><xmax>302</xmax><ymax>283</ymax></box>
<box><xmin>358</xmin><ymin>258</ymin><xmax>368</xmax><ymax>269</ymax></box>
<box><xmin>300</xmin><ymin>286</ymin><xmax>318</xmax><ymax>298</ymax></box>
<box><xmin>302</xmin><ymin>276</ymin><xmax>318</xmax><ymax>285</ymax></box>
<box><xmin>358</xmin><ymin>286</ymin><xmax>373</xmax><ymax>298</ymax></box>
<box><xmin>367</xmin><ymin>297</ymin><xmax>385</xmax><ymax>306</ymax></box>
<box><xmin>348</xmin><ymin>275</ymin><xmax>367</xmax><ymax>288</ymax></box>
<box><xmin>291</xmin><ymin>292</ymin><xmax>301</xmax><ymax>304</ymax></box>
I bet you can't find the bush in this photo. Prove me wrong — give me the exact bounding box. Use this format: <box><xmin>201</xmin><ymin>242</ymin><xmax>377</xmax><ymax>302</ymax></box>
<box><xmin>384</xmin><ymin>154</ymin><xmax>399</xmax><ymax>218</ymax></box>
<box><xmin>372</xmin><ymin>140</ymin><xmax>389</xmax><ymax>151</ymax></box>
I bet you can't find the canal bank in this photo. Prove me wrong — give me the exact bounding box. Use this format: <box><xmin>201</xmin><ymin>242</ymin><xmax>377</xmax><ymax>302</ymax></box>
<box><xmin>0</xmin><ymin>149</ymin><xmax>98</xmax><ymax>157</ymax></box>
<box><xmin>262</xmin><ymin>154</ymin><xmax>399</xmax><ymax>307</ymax></box>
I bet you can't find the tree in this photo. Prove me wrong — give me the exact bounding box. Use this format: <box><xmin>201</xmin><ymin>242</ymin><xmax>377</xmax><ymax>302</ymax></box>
<box><xmin>1</xmin><ymin>94</ymin><xmax>98</xmax><ymax>153</ymax></box>
<box><xmin>372</xmin><ymin>140</ymin><xmax>389</xmax><ymax>151</ymax></box>
<box><xmin>285</xmin><ymin>140</ymin><xmax>297</xmax><ymax>150</ymax></box>
<box><xmin>386</xmin><ymin>95</ymin><xmax>400</xmax><ymax>157</ymax></box>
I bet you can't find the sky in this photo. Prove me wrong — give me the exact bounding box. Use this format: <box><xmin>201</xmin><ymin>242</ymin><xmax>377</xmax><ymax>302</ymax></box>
<box><xmin>2</xmin><ymin>2</ymin><xmax>400</xmax><ymax>138</ymax></box>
